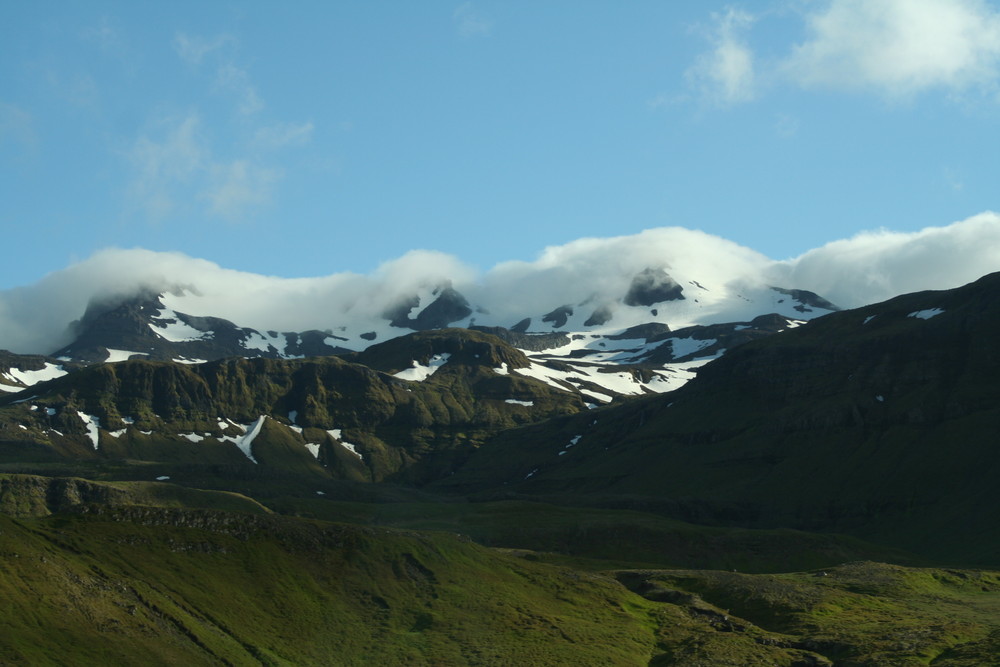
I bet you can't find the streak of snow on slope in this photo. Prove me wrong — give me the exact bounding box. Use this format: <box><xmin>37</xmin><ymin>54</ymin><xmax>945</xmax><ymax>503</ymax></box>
<box><xmin>149</xmin><ymin>309</ymin><xmax>212</xmax><ymax>342</ymax></box>
<box><xmin>394</xmin><ymin>353</ymin><xmax>451</xmax><ymax>381</ymax></box>
<box><xmin>304</xmin><ymin>443</ymin><xmax>320</xmax><ymax>458</ymax></box>
<box><xmin>505</xmin><ymin>399</ymin><xmax>534</xmax><ymax>406</ymax></box>
<box><xmin>180</xmin><ymin>433</ymin><xmax>205</xmax><ymax>443</ymax></box>
<box><xmin>908</xmin><ymin>308</ymin><xmax>945</xmax><ymax>320</ymax></box>
<box><xmin>327</xmin><ymin>429</ymin><xmax>362</xmax><ymax>459</ymax></box>
<box><xmin>219</xmin><ymin>416</ymin><xmax>265</xmax><ymax>463</ymax></box>
<box><xmin>105</xmin><ymin>349</ymin><xmax>148</xmax><ymax>362</ymax></box>
<box><xmin>108</xmin><ymin>416</ymin><xmax>134</xmax><ymax>438</ymax></box>
<box><xmin>0</xmin><ymin>383</ymin><xmax>20</xmax><ymax>393</ymax></box>
<box><xmin>77</xmin><ymin>412</ymin><xmax>100</xmax><ymax>449</ymax></box>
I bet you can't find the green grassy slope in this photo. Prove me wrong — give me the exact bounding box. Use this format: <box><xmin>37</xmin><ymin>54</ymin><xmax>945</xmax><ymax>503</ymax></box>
<box><xmin>1</xmin><ymin>504</ymin><xmax>998</xmax><ymax>665</ymax></box>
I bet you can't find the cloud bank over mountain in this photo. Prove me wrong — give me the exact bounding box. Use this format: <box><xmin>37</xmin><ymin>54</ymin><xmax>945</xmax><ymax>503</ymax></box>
<box><xmin>0</xmin><ymin>212</ymin><xmax>997</xmax><ymax>355</ymax></box>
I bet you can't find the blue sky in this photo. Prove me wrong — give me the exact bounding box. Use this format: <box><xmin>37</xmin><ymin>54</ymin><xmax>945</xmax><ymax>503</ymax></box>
<box><xmin>2</xmin><ymin>0</ymin><xmax>1000</xmax><ymax>290</ymax></box>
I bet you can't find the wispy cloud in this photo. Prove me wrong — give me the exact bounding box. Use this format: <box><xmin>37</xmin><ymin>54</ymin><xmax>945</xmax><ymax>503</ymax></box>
<box><xmin>81</xmin><ymin>16</ymin><xmax>126</xmax><ymax>56</ymax></box>
<box><xmin>205</xmin><ymin>160</ymin><xmax>281</xmax><ymax>220</ymax></box>
<box><xmin>453</xmin><ymin>2</ymin><xmax>493</xmax><ymax>39</ymax></box>
<box><xmin>173</xmin><ymin>32</ymin><xmax>235</xmax><ymax>65</ymax></box>
<box><xmin>127</xmin><ymin>115</ymin><xmax>207</xmax><ymax>220</ymax></box>
<box><xmin>127</xmin><ymin>115</ymin><xmax>281</xmax><ymax>222</ymax></box>
<box><xmin>253</xmin><ymin>121</ymin><xmax>315</xmax><ymax>149</ymax></box>
<box><xmin>0</xmin><ymin>102</ymin><xmax>36</xmax><ymax>151</ymax></box>
<box><xmin>215</xmin><ymin>63</ymin><xmax>263</xmax><ymax>115</ymax></box>
<box><xmin>685</xmin><ymin>8</ymin><xmax>758</xmax><ymax>106</ymax></box>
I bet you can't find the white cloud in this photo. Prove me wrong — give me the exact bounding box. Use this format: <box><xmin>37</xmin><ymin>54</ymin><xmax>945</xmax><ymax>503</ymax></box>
<box><xmin>783</xmin><ymin>0</ymin><xmax>1000</xmax><ymax>97</ymax></box>
<box><xmin>254</xmin><ymin>121</ymin><xmax>314</xmax><ymax>149</ymax></box>
<box><xmin>3</xmin><ymin>215</ymin><xmax>999</xmax><ymax>355</ymax></box>
<box><xmin>453</xmin><ymin>2</ymin><xmax>493</xmax><ymax>38</ymax></box>
<box><xmin>686</xmin><ymin>8</ymin><xmax>758</xmax><ymax>106</ymax></box>
<box><xmin>771</xmin><ymin>211</ymin><xmax>1000</xmax><ymax>306</ymax></box>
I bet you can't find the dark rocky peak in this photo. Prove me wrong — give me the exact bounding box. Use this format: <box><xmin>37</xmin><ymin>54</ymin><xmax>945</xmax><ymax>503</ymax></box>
<box><xmin>348</xmin><ymin>328</ymin><xmax>531</xmax><ymax>374</ymax></box>
<box><xmin>769</xmin><ymin>287</ymin><xmax>841</xmax><ymax>313</ymax></box>
<box><xmin>385</xmin><ymin>284</ymin><xmax>473</xmax><ymax>330</ymax></box>
<box><xmin>606</xmin><ymin>322</ymin><xmax>671</xmax><ymax>341</ymax></box>
<box><xmin>584</xmin><ymin>304</ymin><xmax>614</xmax><ymax>327</ymax></box>
<box><xmin>624</xmin><ymin>268</ymin><xmax>685</xmax><ymax>307</ymax></box>
<box><xmin>542</xmin><ymin>305</ymin><xmax>574</xmax><ymax>328</ymax></box>
<box><xmin>469</xmin><ymin>326</ymin><xmax>571</xmax><ymax>352</ymax></box>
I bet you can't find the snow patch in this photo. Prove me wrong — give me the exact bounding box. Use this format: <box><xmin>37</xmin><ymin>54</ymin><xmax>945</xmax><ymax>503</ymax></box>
<box><xmin>304</xmin><ymin>443</ymin><xmax>321</xmax><ymax>458</ymax></box>
<box><xmin>241</xmin><ymin>331</ymin><xmax>274</xmax><ymax>352</ymax></box>
<box><xmin>505</xmin><ymin>399</ymin><xmax>534</xmax><ymax>407</ymax></box>
<box><xmin>149</xmin><ymin>309</ymin><xmax>212</xmax><ymax>342</ymax></box>
<box><xmin>6</xmin><ymin>363</ymin><xmax>67</xmax><ymax>387</ymax></box>
<box><xmin>327</xmin><ymin>429</ymin><xmax>363</xmax><ymax>460</ymax></box>
<box><xmin>394</xmin><ymin>353</ymin><xmax>451</xmax><ymax>381</ymax></box>
<box><xmin>908</xmin><ymin>308</ymin><xmax>944</xmax><ymax>320</ymax></box>
<box><xmin>156</xmin><ymin>476</ymin><xmax>170</xmax><ymax>481</ymax></box>
<box><xmin>863</xmin><ymin>315</ymin><xmax>876</xmax><ymax>325</ymax></box>
<box><xmin>105</xmin><ymin>349</ymin><xmax>148</xmax><ymax>363</ymax></box>
<box><xmin>219</xmin><ymin>416</ymin><xmax>266</xmax><ymax>463</ymax></box>
<box><xmin>77</xmin><ymin>412</ymin><xmax>100</xmax><ymax>450</ymax></box>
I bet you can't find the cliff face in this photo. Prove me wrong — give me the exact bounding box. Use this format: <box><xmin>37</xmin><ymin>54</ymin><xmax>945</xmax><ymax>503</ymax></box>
<box><xmin>0</xmin><ymin>330</ymin><xmax>584</xmax><ymax>483</ymax></box>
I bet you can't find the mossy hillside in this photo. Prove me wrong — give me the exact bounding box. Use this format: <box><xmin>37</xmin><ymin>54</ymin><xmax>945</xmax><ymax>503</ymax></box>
<box><xmin>266</xmin><ymin>497</ymin><xmax>920</xmax><ymax>574</ymax></box>
<box><xmin>0</xmin><ymin>508</ymin><xmax>668</xmax><ymax>666</ymax></box>
<box><xmin>442</xmin><ymin>274</ymin><xmax>1000</xmax><ymax>565</ymax></box>
<box><xmin>0</xmin><ymin>473</ymin><xmax>270</xmax><ymax>517</ymax></box>
<box><xmin>620</xmin><ymin>561</ymin><xmax>1000</xmax><ymax>666</ymax></box>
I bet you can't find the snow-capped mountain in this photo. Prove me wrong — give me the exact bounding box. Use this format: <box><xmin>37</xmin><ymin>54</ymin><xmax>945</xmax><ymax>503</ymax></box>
<box><xmin>0</xmin><ymin>265</ymin><xmax>839</xmax><ymax>404</ymax></box>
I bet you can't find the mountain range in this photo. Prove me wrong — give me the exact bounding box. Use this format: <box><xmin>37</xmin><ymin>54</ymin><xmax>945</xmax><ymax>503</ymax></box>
<box><xmin>1</xmin><ymin>261</ymin><xmax>999</xmax><ymax>665</ymax></box>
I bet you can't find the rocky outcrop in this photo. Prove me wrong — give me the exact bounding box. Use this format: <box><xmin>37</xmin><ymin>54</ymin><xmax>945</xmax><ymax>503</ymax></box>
<box><xmin>624</xmin><ymin>268</ymin><xmax>685</xmax><ymax>306</ymax></box>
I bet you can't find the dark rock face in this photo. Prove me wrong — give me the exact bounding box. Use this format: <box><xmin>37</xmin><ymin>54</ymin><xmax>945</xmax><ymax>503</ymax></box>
<box><xmin>542</xmin><ymin>305</ymin><xmax>574</xmax><ymax>328</ymax></box>
<box><xmin>770</xmin><ymin>287</ymin><xmax>841</xmax><ymax>313</ymax></box>
<box><xmin>470</xmin><ymin>326</ymin><xmax>571</xmax><ymax>352</ymax></box>
<box><xmin>624</xmin><ymin>269</ymin><xmax>685</xmax><ymax>307</ymax></box>
<box><xmin>412</xmin><ymin>287</ymin><xmax>473</xmax><ymax>330</ymax></box>
<box><xmin>51</xmin><ymin>293</ymin><xmax>351</xmax><ymax>363</ymax></box>
<box><xmin>607</xmin><ymin>323</ymin><xmax>671</xmax><ymax>341</ymax></box>
<box><xmin>584</xmin><ymin>305</ymin><xmax>613</xmax><ymax>327</ymax></box>
<box><xmin>510</xmin><ymin>318</ymin><xmax>531</xmax><ymax>333</ymax></box>
<box><xmin>387</xmin><ymin>286</ymin><xmax>473</xmax><ymax>330</ymax></box>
